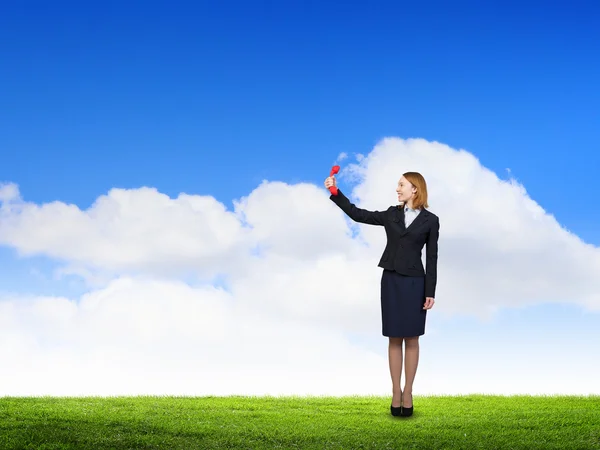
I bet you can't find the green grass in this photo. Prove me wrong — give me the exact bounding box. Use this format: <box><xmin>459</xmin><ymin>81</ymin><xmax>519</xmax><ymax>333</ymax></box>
<box><xmin>1</xmin><ymin>395</ymin><xmax>599</xmax><ymax>449</ymax></box>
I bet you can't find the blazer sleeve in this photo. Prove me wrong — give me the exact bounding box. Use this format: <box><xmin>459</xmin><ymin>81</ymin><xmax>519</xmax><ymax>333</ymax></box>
<box><xmin>329</xmin><ymin>189</ymin><xmax>387</xmax><ymax>226</ymax></box>
<box><xmin>425</xmin><ymin>217</ymin><xmax>439</xmax><ymax>298</ymax></box>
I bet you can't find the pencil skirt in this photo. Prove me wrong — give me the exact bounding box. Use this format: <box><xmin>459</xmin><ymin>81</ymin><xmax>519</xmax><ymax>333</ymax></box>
<box><xmin>380</xmin><ymin>269</ymin><xmax>427</xmax><ymax>337</ymax></box>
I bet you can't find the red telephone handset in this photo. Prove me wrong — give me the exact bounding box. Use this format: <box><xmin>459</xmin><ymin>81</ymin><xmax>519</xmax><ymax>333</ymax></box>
<box><xmin>329</xmin><ymin>165</ymin><xmax>340</xmax><ymax>195</ymax></box>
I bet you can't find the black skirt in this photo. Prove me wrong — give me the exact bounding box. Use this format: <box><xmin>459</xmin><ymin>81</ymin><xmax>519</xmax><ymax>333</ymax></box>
<box><xmin>380</xmin><ymin>269</ymin><xmax>427</xmax><ymax>337</ymax></box>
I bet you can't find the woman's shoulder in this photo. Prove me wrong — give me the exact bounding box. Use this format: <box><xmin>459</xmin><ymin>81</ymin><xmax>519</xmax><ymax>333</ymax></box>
<box><xmin>423</xmin><ymin>208</ymin><xmax>439</xmax><ymax>221</ymax></box>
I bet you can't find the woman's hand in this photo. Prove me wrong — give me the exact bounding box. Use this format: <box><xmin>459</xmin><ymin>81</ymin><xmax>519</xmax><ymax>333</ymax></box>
<box><xmin>324</xmin><ymin>176</ymin><xmax>336</xmax><ymax>190</ymax></box>
<box><xmin>423</xmin><ymin>297</ymin><xmax>435</xmax><ymax>309</ymax></box>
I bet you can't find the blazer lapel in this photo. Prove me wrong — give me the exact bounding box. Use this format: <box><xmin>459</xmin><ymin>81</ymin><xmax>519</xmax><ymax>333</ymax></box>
<box><xmin>393</xmin><ymin>206</ymin><xmax>406</xmax><ymax>232</ymax></box>
<box><xmin>400</xmin><ymin>208</ymin><xmax>429</xmax><ymax>236</ymax></box>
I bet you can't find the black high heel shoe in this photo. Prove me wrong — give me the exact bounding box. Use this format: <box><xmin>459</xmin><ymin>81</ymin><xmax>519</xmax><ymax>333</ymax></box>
<box><xmin>390</xmin><ymin>392</ymin><xmax>402</xmax><ymax>416</ymax></box>
<box><xmin>400</xmin><ymin>392</ymin><xmax>413</xmax><ymax>417</ymax></box>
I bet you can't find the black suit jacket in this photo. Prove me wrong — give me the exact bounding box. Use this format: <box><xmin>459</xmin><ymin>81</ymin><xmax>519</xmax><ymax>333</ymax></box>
<box><xmin>330</xmin><ymin>189</ymin><xmax>439</xmax><ymax>298</ymax></box>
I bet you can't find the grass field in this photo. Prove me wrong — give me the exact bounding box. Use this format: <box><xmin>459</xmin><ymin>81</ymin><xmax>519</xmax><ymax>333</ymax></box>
<box><xmin>1</xmin><ymin>395</ymin><xmax>599</xmax><ymax>449</ymax></box>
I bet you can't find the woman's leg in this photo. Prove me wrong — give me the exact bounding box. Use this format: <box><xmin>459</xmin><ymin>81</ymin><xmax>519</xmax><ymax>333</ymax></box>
<box><xmin>388</xmin><ymin>337</ymin><xmax>403</xmax><ymax>406</ymax></box>
<box><xmin>402</xmin><ymin>336</ymin><xmax>420</xmax><ymax>407</ymax></box>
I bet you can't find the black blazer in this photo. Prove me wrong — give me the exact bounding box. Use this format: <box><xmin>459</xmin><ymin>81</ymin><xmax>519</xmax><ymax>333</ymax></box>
<box><xmin>330</xmin><ymin>189</ymin><xmax>439</xmax><ymax>298</ymax></box>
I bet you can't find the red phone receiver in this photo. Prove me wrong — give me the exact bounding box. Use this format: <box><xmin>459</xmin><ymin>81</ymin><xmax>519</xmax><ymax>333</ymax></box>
<box><xmin>329</xmin><ymin>165</ymin><xmax>340</xmax><ymax>195</ymax></box>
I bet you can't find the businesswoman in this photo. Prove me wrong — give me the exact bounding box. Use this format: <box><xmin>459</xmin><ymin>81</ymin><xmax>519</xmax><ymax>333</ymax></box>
<box><xmin>324</xmin><ymin>172</ymin><xmax>439</xmax><ymax>418</ymax></box>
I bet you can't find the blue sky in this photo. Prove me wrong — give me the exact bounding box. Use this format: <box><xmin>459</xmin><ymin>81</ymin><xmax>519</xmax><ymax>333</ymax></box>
<box><xmin>2</xmin><ymin>1</ymin><xmax>599</xmax><ymax>239</ymax></box>
<box><xmin>1</xmin><ymin>2</ymin><xmax>599</xmax><ymax>395</ymax></box>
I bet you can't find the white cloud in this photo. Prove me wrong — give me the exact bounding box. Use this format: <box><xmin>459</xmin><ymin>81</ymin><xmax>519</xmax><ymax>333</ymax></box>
<box><xmin>0</xmin><ymin>137</ymin><xmax>599</xmax><ymax>396</ymax></box>
<box><xmin>0</xmin><ymin>182</ymin><xmax>20</xmax><ymax>203</ymax></box>
<box><xmin>0</xmin><ymin>186</ymin><xmax>251</xmax><ymax>280</ymax></box>
<box><xmin>335</xmin><ymin>152</ymin><xmax>349</xmax><ymax>163</ymax></box>
<box><xmin>0</xmin><ymin>276</ymin><xmax>389</xmax><ymax>396</ymax></box>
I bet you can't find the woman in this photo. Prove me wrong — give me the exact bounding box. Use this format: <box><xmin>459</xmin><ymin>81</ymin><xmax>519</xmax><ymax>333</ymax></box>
<box><xmin>324</xmin><ymin>171</ymin><xmax>439</xmax><ymax>417</ymax></box>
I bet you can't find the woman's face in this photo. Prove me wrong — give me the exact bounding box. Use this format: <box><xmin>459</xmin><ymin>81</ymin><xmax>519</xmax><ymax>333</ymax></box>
<box><xmin>396</xmin><ymin>176</ymin><xmax>416</xmax><ymax>202</ymax></box>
